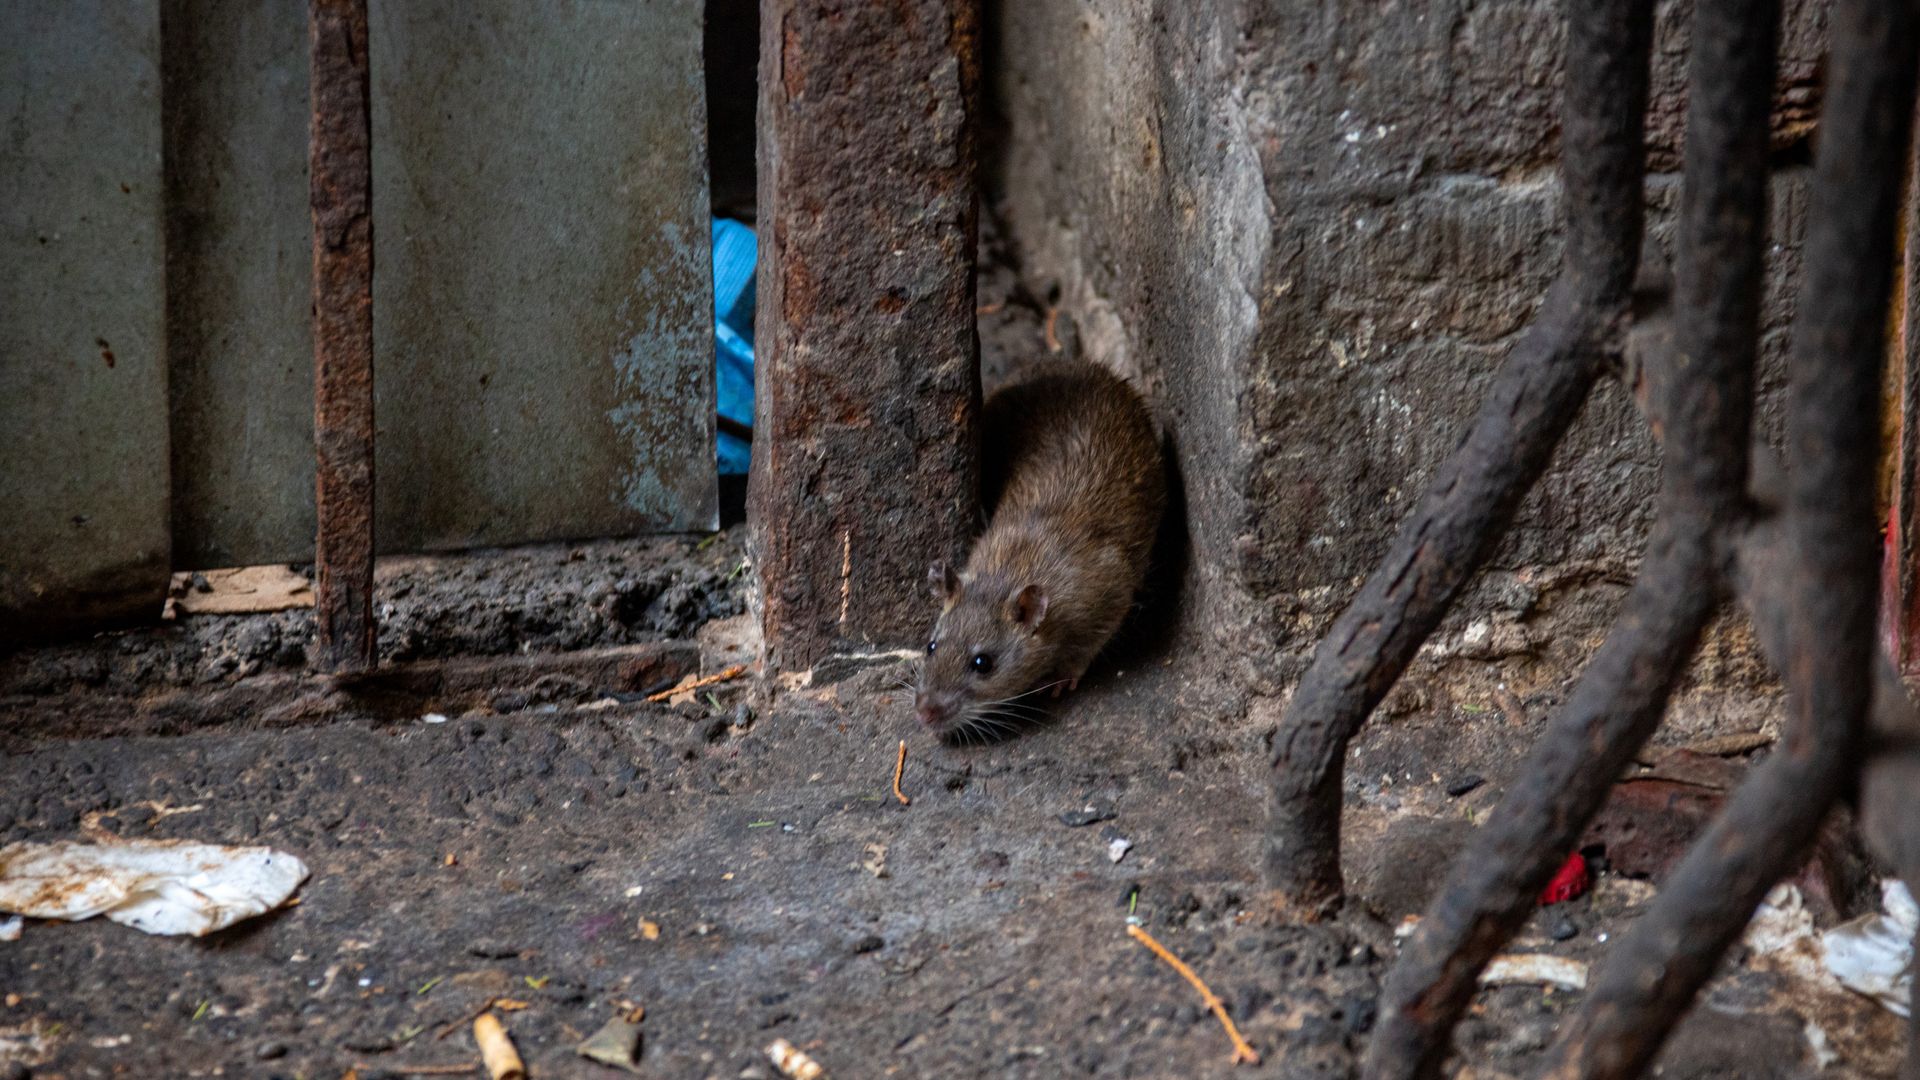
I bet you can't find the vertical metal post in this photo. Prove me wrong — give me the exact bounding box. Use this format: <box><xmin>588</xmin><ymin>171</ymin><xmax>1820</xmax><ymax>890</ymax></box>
<box><xmin>749</xmin><ymin>0</ymin><xmax>982</xmax><ymax>672</ymax></box>
<box><xmin>308</xmin><ymin>0</ymin><xmax>376</xmax><ymax>673</ymax></box>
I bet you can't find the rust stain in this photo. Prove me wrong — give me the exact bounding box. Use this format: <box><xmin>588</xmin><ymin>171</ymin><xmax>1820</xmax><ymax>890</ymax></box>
<box><xmin>94</xmin><ymin>337</ymin><xmax>115</xmax><ymax>368</ymax></box>
<box><xmin>308</xmin><ymin>0</ymin><xmax>376</xmax><ymax>674</ymax></box>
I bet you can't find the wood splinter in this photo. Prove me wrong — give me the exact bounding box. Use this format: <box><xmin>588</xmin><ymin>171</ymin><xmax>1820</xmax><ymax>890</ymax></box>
<box><xmin>1126</xmin><ymin>923</ymin><xmax>1260</xmax><ymax>1066</ymax></box>
<box><xmin>892</xmin><ymin>740</ymin><xmax>911</xmax><ymax>805</ymax></box>
<box><xmin>645</xmin><ymin>663</ymin><xmax>749</xmax><ymax>703</ymax></box>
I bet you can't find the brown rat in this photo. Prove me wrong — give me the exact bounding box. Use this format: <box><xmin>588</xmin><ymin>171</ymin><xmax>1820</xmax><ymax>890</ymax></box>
<box><xmin>914</xmin><ymin>360</ymin><xmax>1166</xmax><ymax>740</ymax></box>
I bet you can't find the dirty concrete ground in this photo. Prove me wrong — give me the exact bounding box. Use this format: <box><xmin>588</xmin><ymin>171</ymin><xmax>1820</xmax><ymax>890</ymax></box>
<box><xmin>1</xmin><ymin>531</ymin><xmax>1907</xmax><ymax>1080</ymax></box>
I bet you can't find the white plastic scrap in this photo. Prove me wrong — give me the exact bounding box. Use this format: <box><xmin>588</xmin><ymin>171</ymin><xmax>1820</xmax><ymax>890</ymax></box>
<box><xmin>1821</xmin><ymin>880</ymin><xmax>1917</xmax><ymax>1018</ymax></box>
<box><xmin>1480</xmin><ymin>954</ymin><xmax>1589</xmax><ymax>991</ymax></box>
<box><xmin>0</xmin><ymin>839</ymin><xmax>308</xmax><ymax>937</ymax></box>
<box><xmin>0</xmin><ymin>914</ymin><xmax>20</xmax><ymax>942</ymax></box>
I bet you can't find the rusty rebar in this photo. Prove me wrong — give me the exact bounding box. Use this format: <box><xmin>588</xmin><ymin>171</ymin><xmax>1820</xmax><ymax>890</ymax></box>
<box><xmin>309</xmin><ymin>0</ymin><xmax>376</xmax><ymax>674</ymax></box>
<box><xmin>1363</xmin><ymin>2</ymin><xmax>1773</xmax><ymax>1074</ymax></box>
<box><xmin>1535</xmin><ymin>1</ymin><xmax>1916</xmax><ymax>1075</ymax></box>
<box><xmin>1263</xmin><ymin>0</ymin><xmax>1656</xmax><ymax>918</ymax></box>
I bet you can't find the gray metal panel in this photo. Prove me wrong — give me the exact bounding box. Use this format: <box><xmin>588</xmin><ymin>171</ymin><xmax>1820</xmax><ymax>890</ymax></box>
<box><xmin>0</xmin><ymin>1</ymin><xmax>170</xmax><ymax>634</ymax></box>
<box><xmin>369</xmin><ymin>0</ymin><xmax>717</xmax><ymax>552</ymax></box>
<box><xmin>164</xmin><ymin>0</ymin><xmax>317</xmax><ymax>569</ymax></box>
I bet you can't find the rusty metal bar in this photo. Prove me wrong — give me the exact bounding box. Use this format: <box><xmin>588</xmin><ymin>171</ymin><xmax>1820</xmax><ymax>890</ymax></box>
<box><xmin>1263</xmin><ymin>0</ymin><xmax>1655</xmax><ymax>918</ymax></box>
<box><xmin>308</xmin><ymin>0</ymin><xmax>375</xmax><ymax>673</ymax></box>
<box><xmin>748</xmin><ymin>0</ymin><xmax>982</xmax><ymax>672</ymax></box>
<box><xmin>1535</xmin><ymin>0</ymin><xmax>1917</xmax><ymax>1074</ymax></box>
<box><xmin>1363</xmin><ymin>1</ymin><xmax>1768</xmax><ymax>1074</ymax></box>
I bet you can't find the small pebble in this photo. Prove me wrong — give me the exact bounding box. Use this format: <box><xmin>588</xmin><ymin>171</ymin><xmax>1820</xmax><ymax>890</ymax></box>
<box><xmin>1058</xmin><ymin>800</ymin><xmax>1116</xmax><ymax>827</ymax></box>
<box><xmin>466</xmin><ymin>938</ymin><xmax>522</xmax><ymax>959</ymax></box>
<box><xmin>1550</xmin><ymin>915</ymin><xmax>1579</xmax><ymax>941</ymax></box>
<box><xmin>850</xmin><ymin>934</ymin><xmax>885</xmax><ymax>954</ymax></box>
<box><xmin>1445</xmin><ymin>774</ymin><xmax>1486</xmax><ymax>797</ymax></box>
<box><xmin>256</xmin><ymin>1041</ymin><xmax>289</xmax><ymax>1061</ymax></box>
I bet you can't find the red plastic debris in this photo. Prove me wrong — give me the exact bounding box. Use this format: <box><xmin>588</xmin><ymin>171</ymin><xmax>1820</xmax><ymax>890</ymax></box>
<box><xmin>1540</xmin><ymin>852</ymin><xmax>1591</xmax><ymax>905</ymax></box>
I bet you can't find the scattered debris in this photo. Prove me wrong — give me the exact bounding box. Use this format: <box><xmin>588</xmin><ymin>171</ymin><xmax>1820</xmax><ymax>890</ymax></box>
<box><xmin>892</xmin><ymin>740</ymin><xmax>912</xmax><ymax>806</ymax></box>
<box><xmin>1742</xmin><ymin>884</ymin><xmax>1829</xmax><ymax>987</ymax></box>
<box><xmin>766</xmin><ymin>1036</ymin><xmax>828</xmax><ymax>1079</ymax></box>
<box><xmin>1549</xmin><ymin>915</ymin><xmax>1579</xmax><ymax>942</ymax></box>
<box><xmin>1539</xmin><ymin>852</ymin><xmax>1590</xmax><ymax>905</ymax></box>
<box><xmin>0</xmin><ymin>916</ymin><xmax>19</xmax><ymax>942</ymax></box>
<box><xmin>0</xmin><ymin>838</ymin><xmax>308</xmax><ymax>936</ymax></box>
<box><xmin>639</xmin><ymin>919</ymin><xmax>661</xmax><ymax>940</ymax></box>
<box><xmin>1493</xmin><ymin>685</ymin><xmax>1528</xmax><ymax>727</ymax></box>
<box><xmin>1058</xmin><ymin>801</ymin><xmax>1116</xmax><ymax>828</ymax></box>
<box><xmin>646</xmin><ymin>663</ymin><xmax>748</xmax><ymax>704</ymax></box>
<box><xmin>1822</xmin><ymin>880</ymin><xmax>1916</xmax><ymax>1017</ymax></box>
<box><xmin>1444</xmin><ymin>774</ymin><xmax>1486</xmax><ymax>798</ymax></box>
<box><xmin>422</xmin><ymin>712</ymin><xmax>450</xmax><ymax>725</ymax></box>
<box><xmin>1125</xmin><ymin>924</ymin><xmax>1260</xmax><ymax>1065</ymax></box>
<box><xmin>1481</xmin><ymin>954</ymin><xmax>1588</xmax><ymax>991</ymax></box>
<box><xmin>1804</xmin><ymin>1019</ymin><xmax>1840</xmax><ymax>1069</ymax></box>
<box><xmin>577</xmin><ymin>1004</ymin><xmax>645</xmax><ymax>1073</ymax></box>
<box><xmin>860</xmin><ymin>843</ymin><xmax>889</xmax><ymax>879</ymax></box>
<box><xmin>1107</xmin><ymin>836</ymin><xmax>1132</xmax><ymax>864</ymax></box>
<box><xmin>473</xmin><ymin>1012</ymin><xmax>525</xmax><ymax>1080</ymax></box>
<box><xmin>166</xmin><ymin>565</ymin><xmax>314</xmax><ymax>616</ymax></box>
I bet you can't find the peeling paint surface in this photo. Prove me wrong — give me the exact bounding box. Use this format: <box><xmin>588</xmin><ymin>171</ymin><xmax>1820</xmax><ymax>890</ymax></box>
<box><xmin>369</xmin><ymin>0</ymin><xmax>715</xmax><ymax>551</ymax></box>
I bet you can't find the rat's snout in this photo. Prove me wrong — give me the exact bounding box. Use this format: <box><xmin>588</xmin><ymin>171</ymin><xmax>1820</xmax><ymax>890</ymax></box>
<box><xmin>915</xmin><ymin>692</ymin><xmax>954</xmax><ymax>729</ymax></box>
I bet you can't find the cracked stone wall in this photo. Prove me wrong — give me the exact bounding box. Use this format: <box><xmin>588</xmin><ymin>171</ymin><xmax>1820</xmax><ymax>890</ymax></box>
<box><xmin>989</xmin><ymin>0</ymin><xmax>1828</xmax><ymax>711</ymax></box>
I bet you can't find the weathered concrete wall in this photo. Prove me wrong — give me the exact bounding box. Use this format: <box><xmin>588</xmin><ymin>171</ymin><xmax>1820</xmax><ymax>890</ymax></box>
<box><xmin>0</xmin><ymin>1</ymin><xmax>170</xmax><ymax>641</ymax></box>
<box><xmin>991</xmin><ymin>0</ymin><xmax>1827</xmax><ymax>700</ymax></box>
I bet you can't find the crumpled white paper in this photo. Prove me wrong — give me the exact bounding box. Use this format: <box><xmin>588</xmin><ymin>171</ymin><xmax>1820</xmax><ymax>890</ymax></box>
<box><xmin>0</xmin><ymin>839</ymin><xmax>308</xmax><ymax>937</ymax></box>
<box><xmin>1822</xmin><ymin>880</ymin><xmax>1917</xmax><ymax>1018</ymax></box>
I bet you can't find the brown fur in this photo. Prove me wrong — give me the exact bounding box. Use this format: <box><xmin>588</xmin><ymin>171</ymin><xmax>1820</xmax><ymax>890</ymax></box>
<box><xmin>914</xmin><ymin>361</ymin><xmax>1167</xmax><ymax>740</ymax></box>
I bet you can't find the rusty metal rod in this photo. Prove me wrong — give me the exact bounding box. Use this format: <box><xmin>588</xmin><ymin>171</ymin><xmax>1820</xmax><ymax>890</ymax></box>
<box><xmin>1536</xmin><ymin>0</ymin><xmax>1917</xmax><ymax>1075</ymax></box>
<box><xmin>1363</xmin><ymin>3</ymin><xmax>1773</xmax><ymax>1075</ymax></box>
<box><xmin>309</xmin><ymin>0</ymin><xmax>376</xmax><ymax>674</ymax></box>
<box><xmin>1263</xmin><ymin>0</ymin><xmax>1656</xmax><ymax>918</ymax></box>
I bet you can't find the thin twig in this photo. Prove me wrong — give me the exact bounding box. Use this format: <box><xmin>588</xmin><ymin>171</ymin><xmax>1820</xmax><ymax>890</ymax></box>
<box><xmin>645</xmin><ymin>664</ymin><xmax>748</xmax><ymax>703</ymax></box>
<box><xmin>1126</xmin><ymin>924</ymin><xmax>1259</xmax><ymax>1066</ymax></box>
<box><xmin>892</xmin><ymin>740</ymin><xmax>911</xmax><ymax>805</ymax></box>
<box><xmin>435</xmin><ymin>997</ymin><xmax>501</xmax><ymax>1042</ymax></box>
<box><xmin>1043</xmin><ymin>305</ymin><xmax>1062</xmax><ymax>353</ymax></box>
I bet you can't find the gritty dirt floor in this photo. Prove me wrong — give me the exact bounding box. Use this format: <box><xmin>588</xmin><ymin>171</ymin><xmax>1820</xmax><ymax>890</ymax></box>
<box><xmin>2</xmin><ymin>527</ymin><xmax>1909</xmax><ymax>1080</ymax></box>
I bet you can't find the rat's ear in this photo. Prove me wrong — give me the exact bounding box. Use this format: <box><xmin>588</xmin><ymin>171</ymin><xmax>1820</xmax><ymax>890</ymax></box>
<box><xmin>1007</xmin><ymin>582</ymin><xmax>1049</xmax><ymax>631</ymax></box>
<box><xmin>928</xmin><ymin>562</ymin><xmax>960</xmax><ymax>602</ymax></box>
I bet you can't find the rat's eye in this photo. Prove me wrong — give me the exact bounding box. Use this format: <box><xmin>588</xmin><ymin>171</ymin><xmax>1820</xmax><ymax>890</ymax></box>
<box><xmin>970</xmin><ymin>652</ymin><xmax>994</xmax><ymax>675</ymax></box>
<box><xmin>926</xmin><ymin>640</ymin><xmax>937</xmax><ymax>655</ymax></box>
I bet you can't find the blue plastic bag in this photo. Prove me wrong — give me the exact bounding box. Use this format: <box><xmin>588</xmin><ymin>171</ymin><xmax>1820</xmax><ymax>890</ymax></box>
<box><xmin>712</xmin><ymin>218</ymin><xmax>755</xmax><ymax>476</ymax></box>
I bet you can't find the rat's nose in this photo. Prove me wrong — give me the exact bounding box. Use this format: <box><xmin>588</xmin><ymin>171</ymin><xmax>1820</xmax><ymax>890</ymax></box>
<box><xmin>915</xmin><ymin>697</ymin><xmax>949</xmax><ymax>728</ymax></box>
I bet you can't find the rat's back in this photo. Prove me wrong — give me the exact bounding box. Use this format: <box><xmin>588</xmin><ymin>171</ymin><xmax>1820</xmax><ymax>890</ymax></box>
<box><xmin>981</xmin><ymin>362</ymin><xmax>1165</xmax><ymax>558</ymax></box>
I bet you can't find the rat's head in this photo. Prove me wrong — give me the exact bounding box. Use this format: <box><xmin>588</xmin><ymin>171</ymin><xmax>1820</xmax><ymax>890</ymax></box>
<box><xmin>914</xmin><ymin>562</ymin><xmax>1054</xmax><ymax>740</ymax></box>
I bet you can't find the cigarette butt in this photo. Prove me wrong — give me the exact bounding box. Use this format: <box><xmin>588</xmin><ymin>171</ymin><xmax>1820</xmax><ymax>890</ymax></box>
<box><xmin>474</xmin><ymin>1012</ymin><xmax>526</xmax><ymax>1080</ymax></box>
<box><xmin>767</xmin><ymin>1037</ymin><xmax>828</xmax><ymax>1079</ymax></box>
